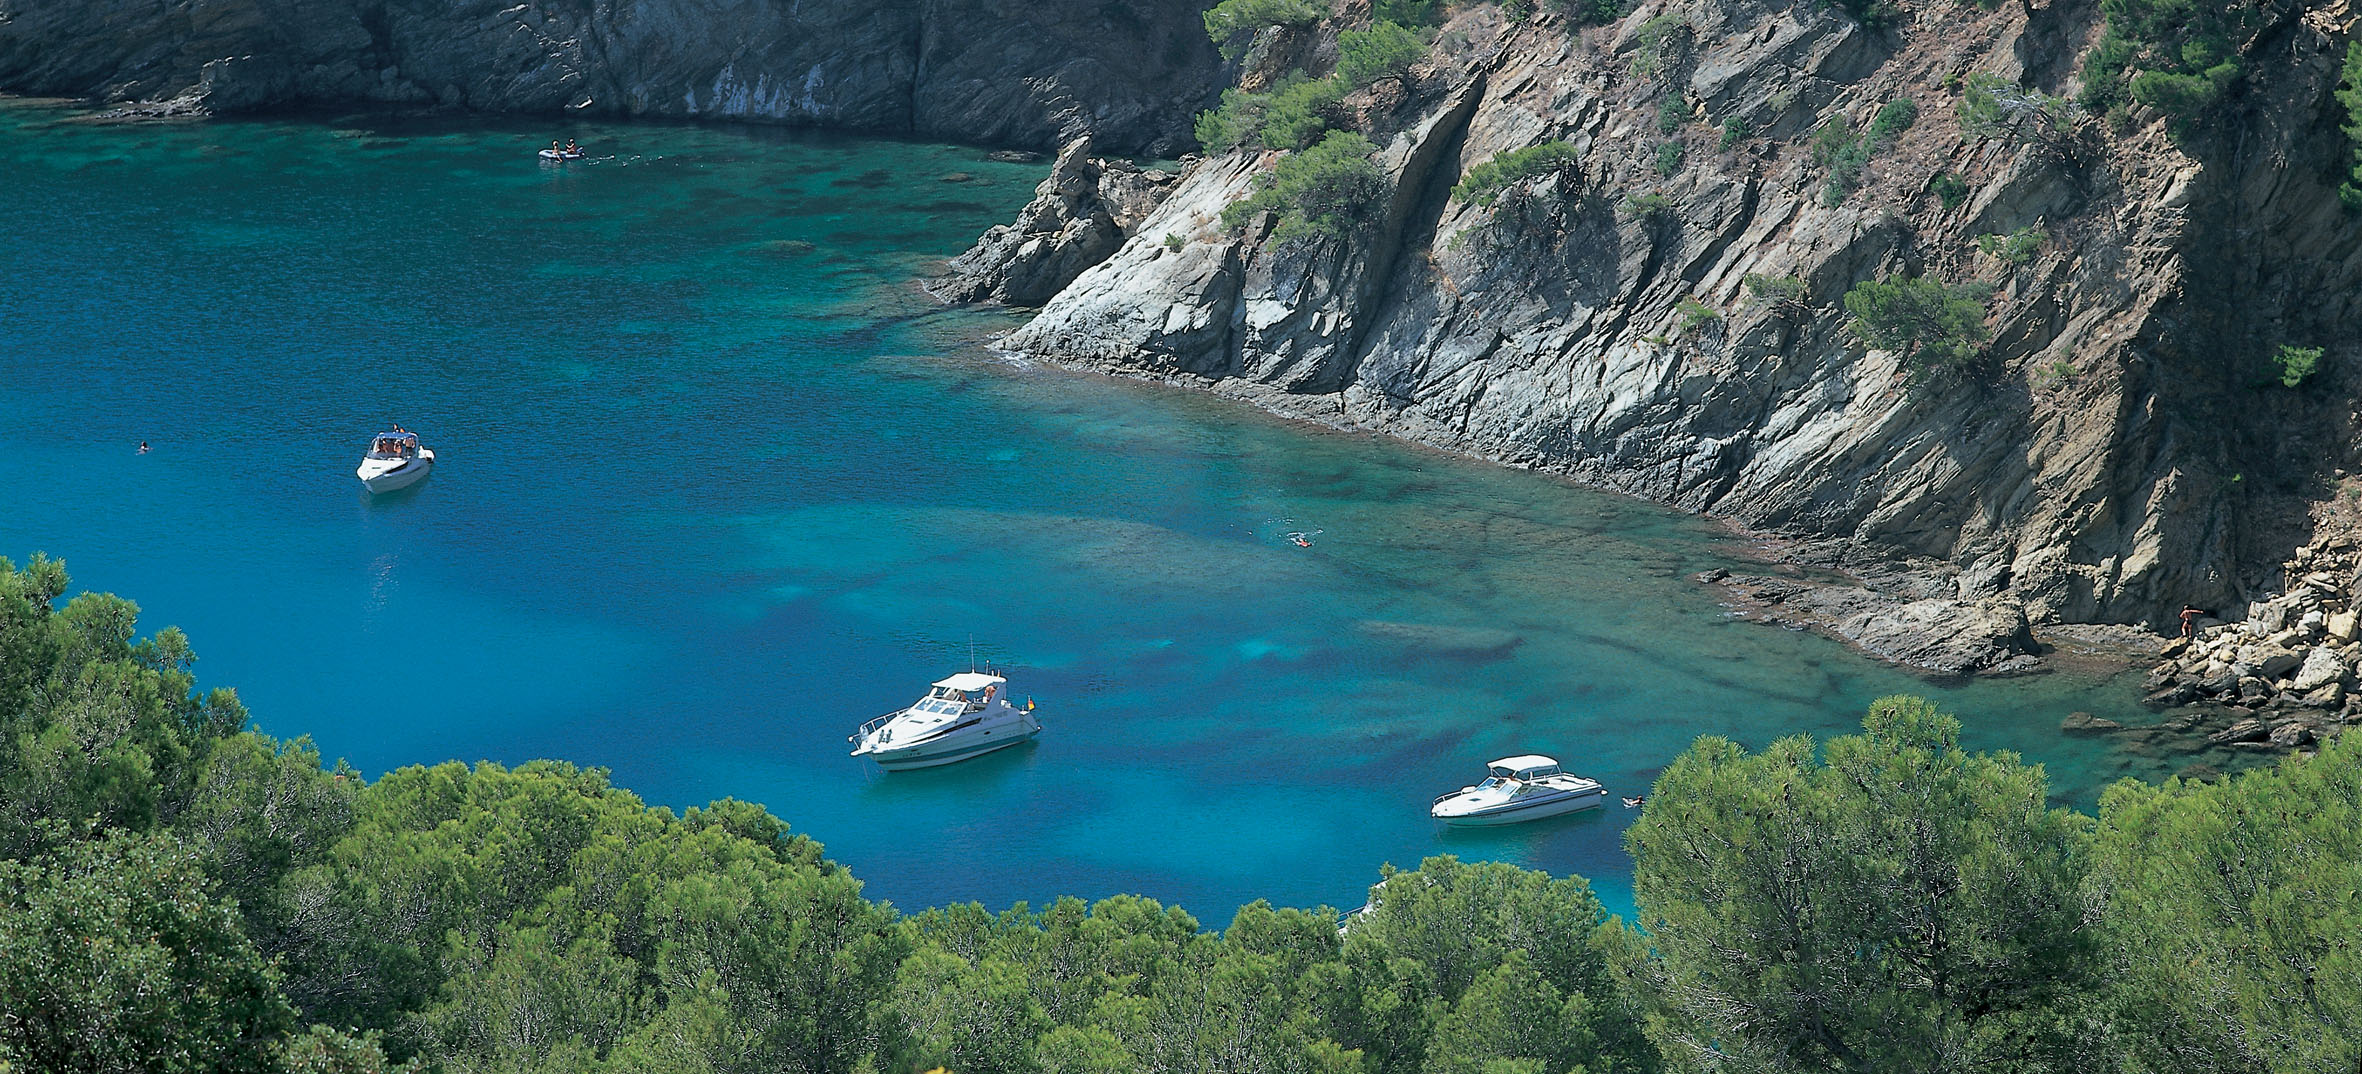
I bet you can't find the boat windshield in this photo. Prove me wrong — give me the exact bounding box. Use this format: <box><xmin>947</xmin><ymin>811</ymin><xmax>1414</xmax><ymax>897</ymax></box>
<box><xmin>1476</xmin><ymin>776</ymin><xmax>1514</xmax><ymax>791</ymax></box>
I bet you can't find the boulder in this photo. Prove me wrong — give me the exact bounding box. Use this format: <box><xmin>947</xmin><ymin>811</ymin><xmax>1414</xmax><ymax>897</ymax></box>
<box><xmin>2238</xmin><ymin>676</ymin><xmax>2274</xmax><ymax>701</ymax></box>
<box><xmin>2269</xmin><ymin>721</ymin><xmax>2314</xmax><ymax>748</ymax></box>
<box><xmin>2207</xmin><ymin>718</ymin><xmax>2269</xmax><ymax>745</ymax></box>
<box><xmin>2329</xmin><ymin>610</ymin><xmax>2359</xmax><ymax>643</ymax></box>
<box><xmin>2142</xmin><ymin>683</ymin><xmax>2197</xmax><ymax>707</ymax></box>
<box><xmin>2256</xmin><ymin>647</ymin><xmax>2306</xmax><ymax>680</ymax></box>
<box><xmin>2061</xmin><ymin>711</ymin><xmax>2124</xmax><ymax>735</ymax></box>
<box><xmin>2304</xmin><ymin>682</ymin><xmax>2348</xmax><ymax>707</ymax></box>
<box><xmin>2290</xmin><ymin>646</ymin><xmax>2349</xmax><ymax>693</ymax></box>
<box><xmin>2159</xmin><ymin>637</ymin><xmax>2191</xmax><ymax>659</ymax></box>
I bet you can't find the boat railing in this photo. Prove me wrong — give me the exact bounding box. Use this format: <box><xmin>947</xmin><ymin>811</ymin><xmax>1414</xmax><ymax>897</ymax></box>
<box><xmin>1431</xmin><ymin>786</ymin><xmax>1478</xmax><ymax>805</ymax></box>
<box><xmin>852</xmin><ymin>709</ymin><xmax>905</xmax><ymax>741</ymax></box>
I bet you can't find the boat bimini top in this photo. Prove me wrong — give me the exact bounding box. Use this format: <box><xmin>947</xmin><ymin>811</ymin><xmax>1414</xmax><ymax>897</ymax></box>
<box><xmin>906</xmin><ymin>672</ymin><xmax>1005</xmax><ymax>717</ymax></box>
<box><xmin>1486</xmin><ymin>755</ymin><xmax>1563</xmax><ymax>781</ymax></box>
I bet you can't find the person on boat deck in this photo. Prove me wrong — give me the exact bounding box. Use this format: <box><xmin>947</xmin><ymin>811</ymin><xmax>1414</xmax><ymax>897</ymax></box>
<box><xmin>565</xmin><ymin>139</ymin><xmax>579</xmax><ymax>154</ymax></box>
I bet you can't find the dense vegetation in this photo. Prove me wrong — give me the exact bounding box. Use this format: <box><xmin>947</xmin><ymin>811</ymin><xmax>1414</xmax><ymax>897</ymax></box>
<box><xmin>1843</xmin><ymin>273</ymin><xmax>1994</xmax><ymax>381</ymax></box>
<box><xmin>5</xmin><ymin>555</ymin><xmax>2361</xmax><ymax>1073</ymax></box>
<box><xmin>1222</xmin><ymin>131</ymin><xmax>1392</xmax><ymax>247</ymax></box>
<box><xmin>2079</xmin><ymin>0</ymin><xmax>2274</xmax><ymax>137</ymax></box>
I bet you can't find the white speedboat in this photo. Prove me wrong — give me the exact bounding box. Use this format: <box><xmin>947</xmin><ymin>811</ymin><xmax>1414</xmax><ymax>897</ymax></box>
<box><xmin>1429</xmin><ymin>755</ymin><xmax>1605</xmax><ymax>826</ymax></box>
<box><xmin>849</xmin><ymin>672</ymin><xmax>1041</xmax><ymax>770</ymax></box>
<box><xmin>356</xmin><ymin>431</ymin><xmax>434</xmax><ymax>493</ymax></box>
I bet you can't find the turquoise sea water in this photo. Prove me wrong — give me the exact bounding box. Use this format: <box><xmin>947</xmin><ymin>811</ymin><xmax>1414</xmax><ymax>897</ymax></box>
<box><xmin>2</xmin><ymin>101</ymin><xmax>2177</xmax><ymax>920</ymax></box>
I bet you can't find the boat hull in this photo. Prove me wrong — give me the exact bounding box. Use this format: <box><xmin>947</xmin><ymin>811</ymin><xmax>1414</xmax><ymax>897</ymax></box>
<box><xmin>359</xmin><ymin>449</ymin><xmax>434</xmax><ymax>493</ymax></box>
<box><xmin>863</xmin><ymin>723</ymin><xmax>1041</xmax><ymax>770</ymax></box>
<box><xmin>1433</xmin><ymin>786</ymin><xmax>1606</xmax><ymax>826</ymax></box>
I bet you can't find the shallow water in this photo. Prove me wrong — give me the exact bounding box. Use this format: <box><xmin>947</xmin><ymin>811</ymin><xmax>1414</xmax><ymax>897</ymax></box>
<box><xmin>1</xmin><ymin>101</ymin><xmax>2189</xmax><ymax>919</ymax></box>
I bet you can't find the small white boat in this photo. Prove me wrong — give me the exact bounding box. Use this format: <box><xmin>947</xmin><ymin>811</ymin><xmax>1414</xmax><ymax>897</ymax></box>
<box><xmin>1429</xmin><ymin>755</ymin><xmax>1606</xmax><ymax>826</ymax></box>
<box><xmin>849</xmin><ymin>671</ymin><xmax>1041</xmax><ymax>770</ymax></box>
<box><xmin>538</xmin><ymin>147</ymin><xmax>584</xmax><ymax>161</ymax></box>
<box><xmin>356</xmin><ymin>431</ymin><xmax>434</xmax><ymax>493</ymax></box>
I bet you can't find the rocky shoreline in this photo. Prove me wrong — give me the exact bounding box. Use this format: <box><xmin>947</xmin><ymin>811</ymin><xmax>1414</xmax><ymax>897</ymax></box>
<box><xmin>2132</xmin><ymin>538</ymin><xmax>2362</xmax><ymax>753</ymax></box>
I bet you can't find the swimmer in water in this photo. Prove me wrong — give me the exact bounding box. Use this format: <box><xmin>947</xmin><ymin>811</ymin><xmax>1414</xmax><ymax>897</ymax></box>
<box><xmin>137</xmin><ymin>441</ymin><xmax>149</xmax><ymax>455</ymax></box>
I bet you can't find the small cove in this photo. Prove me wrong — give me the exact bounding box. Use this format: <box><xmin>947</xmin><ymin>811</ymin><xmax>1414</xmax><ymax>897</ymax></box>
<box><xmin>0</xmin><ymin>101</ymin><xmax>2198</xmax><ymax>919</ymax></box>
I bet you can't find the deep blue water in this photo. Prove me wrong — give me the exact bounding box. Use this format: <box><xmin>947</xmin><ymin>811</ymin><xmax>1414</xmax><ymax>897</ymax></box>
<box><xmin>1</xmin><ymin>101</ymin><xmax>2176</xmax><ymax>920</ymax></box>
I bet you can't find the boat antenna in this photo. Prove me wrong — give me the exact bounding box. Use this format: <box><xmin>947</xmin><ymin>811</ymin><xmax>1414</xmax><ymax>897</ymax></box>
<box><xmin>969</xmin><ymin>635</ymin><xmax>977</xmax><ymax>674</ymax></box>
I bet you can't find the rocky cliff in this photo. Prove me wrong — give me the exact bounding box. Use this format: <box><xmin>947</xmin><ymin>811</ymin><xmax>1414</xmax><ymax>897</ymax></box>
<box><xmin>948</xmin><ymin>0</ymin><xmax>2362</xmax><ymax>668</ymax></box>
<box><xmin>0</xmin><ymin>0</ymin><xmax>1222</xmax><ymax>154</ymax></box>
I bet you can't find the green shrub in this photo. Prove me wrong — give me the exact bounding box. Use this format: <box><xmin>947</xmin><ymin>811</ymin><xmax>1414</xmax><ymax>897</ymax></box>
<box><xmin>2337</xmin><ymin>42</ymin><xmax>2362</xmax><ymax>211</ymax></box>
<box><xmin>1658</xmin><ymin>96</ymin><xmax>1687</xmax><ymax>135</ymax></box>
<box><xmin>2273</xmin><ymin>344</ymin><xmax>2323</xmax><ymax>388</ymax></box>
<box><xmin>1930</xmin><ymin>172</ymin><xmax>1970</xmax><ymax>209</ymax></box>
<box><xmin>1375</xmin><ymin>0</ymin><xmax>1446</xmax><ymax>26</ymax></box>
<box><xmin>1337</xmin><ymin>21</ymin><xmax>1428</xmax><ymax>88</ymax></box>
<box><xmin>1843</xmin><ymin>274</ymin><xmax>1993</xmax><ymax>380</ymax></box>
<box><xmin>1542</xmin><ymin>0</ymin><xmax>1629</xmax><ymax>24</ymax></box>
<box><xmin>2078</xmin><ymin>0</ymin><xmax>2268</xmax><ymax>139</ymax></box>
<box><xmin>1975</xmin><ymin>225</ymin><xmax>2044</xmax><ymax>264</ymax></box>
<box><xmin>1717</xmin><ymin>116</ymin><xmax>1750</xmax><ymax>150</ymax></box>
<box><xmin>1832</xmin><ymin>0</ymin><xmax>1900</xmax><ymax>29</ymax></box>
<box><xmin>2037</xmin><ymin>360</ymin><xmax>2079</xmax><ymax>388</ymax></box>
<box><xmin>1453</xmin><ymin>141</ymin><xmax>1580</xmax><ymax>206</ymax></box>
<box><xmin>1811</xmin><ymin>100</ymin><xmax>1913</xmax><ymax>206</ymax></box>
<box><xmin>1676</xmin><ymin>298</ymin><xmax>1721</xmax><ymax>333</ymax></box>
<box><xmin>1865</xmin><ymin>98</ymin><xmax>1918</xmax><ymax>146</ymax></box>
<box><xmin>1195</xmin><ymin>86</ymin><xmax>1272</xmax><ymax>151</ymax></box>
<box><xmin>1163</xmin><ymin>233</ymin><xmax>1186</xmax><ymax>252</ymax></box>
<box><xmin>1502</xmin><ymin>0</ymin><xmax>1535</xmax><ymax>18</ymax></box>
<box><xmin>1203</xmin><ymin>0</ymin><xmax>1325</xmax><ymax>57</ymax></box>
<box><xmin>1620</xmin><ymin>193</ymin><xmax>1674</xmax><ymax>222</ymax></box>
<box><xmin>1222</xmin><ymin>131</ymin><xmax>1391</xmax><ymax>247</ymax></box>
<box><xmin>1956</xmin><ymin>73</ymin><xmax>2072</xmax><ymax>148</ymax></box>
<box><xmin>1259</xmin><ymin>74</ymin><xmax>1347</xmax><ymax>150</ymax></box>
<box><xmin>1629</xmin><ymin>15</ymin><xmax>1690</xmax><ymax>81</ymax></box>
<box><xmin>1742</xmin><ymin>273</ymin><xmax>1808</xmax><ymax>309</ymax></box>
<box><xmin>1654</xmin><ymin>141</ymin><xmax>1686</xmax><ymax>176</ymax></box>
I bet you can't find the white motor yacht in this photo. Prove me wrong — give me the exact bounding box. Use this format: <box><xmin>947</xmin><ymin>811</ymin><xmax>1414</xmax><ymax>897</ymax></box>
<box><xmin>1429</xmin><ymin>755</ymin><xmax>1605</xmax><ymax>826</ymax></box>
<box><xmin>357</xmin><ymin>431</ymin><xmax>434</xmax><ymax>493</ymax></box>
<box><xmin>849</xmin><ymin>672</ymin><xmax>1041</xmax><ymax>770</ymax></box>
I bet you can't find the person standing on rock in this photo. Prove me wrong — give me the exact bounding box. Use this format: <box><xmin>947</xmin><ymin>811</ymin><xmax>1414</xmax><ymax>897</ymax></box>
<box><xmin>2180</xmin><ymin>604</ymin><xmax>2207</xmax><ymax>639</ymax></box>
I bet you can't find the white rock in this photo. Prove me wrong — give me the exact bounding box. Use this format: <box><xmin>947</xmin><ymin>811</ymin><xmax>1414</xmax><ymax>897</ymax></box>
<box><xmin>2291</xmin><ymin>646</ymin><xmax>2350</xmax><ymax>694</ymax></box>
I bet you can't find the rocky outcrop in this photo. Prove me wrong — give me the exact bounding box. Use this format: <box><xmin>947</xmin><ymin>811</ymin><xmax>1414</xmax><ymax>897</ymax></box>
<box><xmin>0</xmin><ymin>0</ymin><xmax>1223</xmax><ymax>154</ymax></box>
<box><xmin>936</xmin><ymin>138</ymin><xmax>1181</xmax><ymax>305</ymax></box>
<box><xmin>948</xmin><ymin>0</ymin><xmax>2362</xmax><ymax>667</ymax></box>
<box><xmin>2136</xmin><ymin>536</ymin><xmax>2362</xmax><ymax>750</ymax></box>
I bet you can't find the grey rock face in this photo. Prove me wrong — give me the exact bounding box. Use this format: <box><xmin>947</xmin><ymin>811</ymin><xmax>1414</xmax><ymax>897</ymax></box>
<box><xmin>0</xmin><ymin>0</ymin><xmax>1222</xmax><ymax>154</ymax></box>
<box><xmin>938</xmin><ymin>138</ymin><xmax>1179</xmax><ymax>306</ymax></box>
<box><xmin>979</xmin><ymin>0</ymin><xmax>2362</xmax><ymax>650</ymax></box>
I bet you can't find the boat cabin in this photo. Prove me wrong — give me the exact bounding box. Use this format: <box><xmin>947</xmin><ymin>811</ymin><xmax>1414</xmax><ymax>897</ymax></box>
<box><xmin>910</xmin><ymin>672</ymin><xmax>1005</xmax><ymax>717</ymax></box>
<box><xmin>368</xmin><ymin>432</ymin><xmax>419</xmax><ymax>458</ymax></box>
<box><xmin>1486</xmin><ymin>755</ymin><xmax>1563</xmax><ymax>782</ymax></box>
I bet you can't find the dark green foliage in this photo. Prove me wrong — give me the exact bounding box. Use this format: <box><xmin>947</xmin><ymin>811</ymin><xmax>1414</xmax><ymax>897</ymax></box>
<box><xmin>1452</xmin><ymin>141</ymin><xmax>1580</xmax><ymax>207</ymax></box>
<box><xmin>0</xmin><ymin>554</ymin><xmax>249</xmax><ymax>861</ymax></box>
<box><xmin>2270</xmin><ymin>343</ymin><xmax>2322</xmax><ymax>388</ymax></box>
<box><xmin>1373</xmin><ymin>0</ymin><xmax>1446</xmax><ymax>27</ymax></box>
<box><xmin>1652</xmin><ymin>141</ymin><xmax>1684</xmax><ymax>176</ymax></box>
<box><xmin>1619</xmin><ymin>193</ymin><xmax>1673</xmax><ymax>222</ymax></box>
<box><xmin>1717</xmin><ymin>115</ymin><xmax>1749</xmax><ymax>150</ymax></box>
<box><xmin>1196</xmin><ymin>73</ymin><xmax>1348</xmax><ymax>153</ymax></box>
<box><xmin>1627</xmin><ymin>698</ymin><xmax>2098</xmax><ymax>1070</ymax></box>
<box><xmin>1865</xmin><ymin>97</ymin><xmax>1918</xmax><ymax>145</ymax></box>
<box><xmin>2337</xmin><ymin>41</ymin><xmax>2362</xmax><ymax>211</ymax></box>
<box><xmin>1811</xmin><ymin>100</ymin><xmax>1915</xmax><ymax>206</ymax></box>
<box><xmin>1832</xmin><ymin>0</ymin><xmax>1901</xmax><ymax>29</ymax></box>
<box><xmin>0</xmin><ymin>829</ymin><xmax>298</xmax><ymax>1074</ymax></box>
<box><xmin>1336</xmin><ymin>21</ymin><xmax>1428</xmax><ymax>89</ymax></box>
<box><xmin>1842</xmin><ymin>274</ymin><xmax>1993</xmax><ymax>380</ymax></box>
<box><xmin>1957</xmin><ymin>73</ymin><xmax>2072</xmax><ymax>148</ymax></box>
<box><xmin>1977</xmin><ymin>224</ymin><xmax>2045</xmax><ymax>264</ymax></box>
<box><xmin>1539</xmin><ymin>0</ymin><xmax>1630</xmax><ymax>25</ymax></box>
<box><xmin>1675</xmin><ymin>298</ymin><xmax>1720</xmax><ymax>333</ymax></box>
<box><xmin>2079</xmin><ymin>0</ymin><xmax>2268</xmax><ymax>139</ymax></box>
<box><xmin>1656</xmin><ymin>96</ymin><xmax>1685</xmax><ymax>135</ymax></box>
<box><xmin>1742</xmin><ymin>272</ymin><xmax>1809</xmax><ymax>309</ymax></box>
<box><xmin>1223</xmin><ymin>131</ymin><xmax>1391</xmax><ymax>247</ymax></box>
<box><xmin>1627</xmin><ymin>15</ymin><xmax>1690</xmax><ymax>81</ymax></box>
<box><xmin>1203</xmin><ymin>0</ymin><xmax>1325</xmax><ymax>58</ymax></box>
<box><xmin>2091</xmin><ymin>733</ymin><xmax>2362</xmax><ymax>1071</ymax></box>
<box><xmin>1930</xmin><ymin>171</ymin><xmax>1971</xmax><ymax>208</ymax></box>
